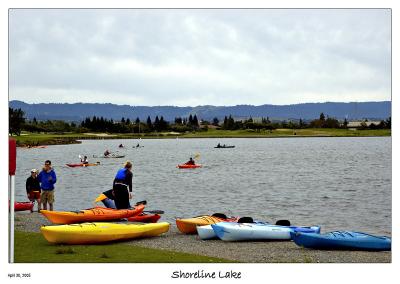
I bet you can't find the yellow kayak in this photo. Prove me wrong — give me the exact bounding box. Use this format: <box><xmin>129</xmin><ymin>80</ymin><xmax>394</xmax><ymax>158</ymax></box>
<box><xmin>41</xmin><ymin>222</ymin><xmax>170</xmax><ymax>244</ymax></box>
<box><xmin>176</xmin><ymin>215</ymin><xmax>239</xmax><ymax>234</ymax></box>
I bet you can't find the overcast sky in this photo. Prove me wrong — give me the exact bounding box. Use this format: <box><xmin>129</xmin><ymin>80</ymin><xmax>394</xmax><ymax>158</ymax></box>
<box><xmin>9</xmin><ymin>9</ymin><xmax>391</xmax><ymax>106</ymax></box>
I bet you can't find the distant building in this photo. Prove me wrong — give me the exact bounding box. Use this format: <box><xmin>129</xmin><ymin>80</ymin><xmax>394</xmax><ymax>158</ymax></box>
<box><xmin>347</xmin><ymin>120</ymin><xmax>381</xmax><ymax>128</ymax></box>
<box><xmin>347</xmin><ymin>120</ymin><xmax>382</xmax><ymax>129</ymax></box>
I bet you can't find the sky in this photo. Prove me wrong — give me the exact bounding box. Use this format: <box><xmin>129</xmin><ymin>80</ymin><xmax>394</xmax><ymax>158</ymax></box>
<box><xmin>9</xmin><ymin>9</ymin><xmax>391</xmax><ymax>106</ymax></box>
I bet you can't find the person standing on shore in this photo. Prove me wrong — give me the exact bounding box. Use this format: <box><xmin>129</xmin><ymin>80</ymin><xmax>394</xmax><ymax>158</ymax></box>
<box><xmin>25</xmin><ymin>169</ymin><xmax>41</xmax><ymax>212</ymax></box>
<box><xmin>38</xmin><ymin>160</ymin><xmax>57</xmax><ymax>211</ymax></box>
<box><xmin>112</xmin><ymin>161</ymin><xmax>133</xmax><ymax>209</ymax></box>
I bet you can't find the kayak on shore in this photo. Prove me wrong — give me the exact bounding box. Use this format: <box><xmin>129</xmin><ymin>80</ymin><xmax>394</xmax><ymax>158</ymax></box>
<box><xmin>14</xmin><ymin>201</ymin><xmax>34</xmax><ymax>212</ymax></box>
<box><xmin>127</xmin><ymin>213</ymin><xmax>161</xmax><ymax>223</ymax></box>
<box><xmin>176</xmin><ymin>214</ymin><xmax>239</xmax><ymax>234</ymax></box>
<box><xmin>40</xmin><ymin>205</ymin><xmax>145</xmax><ymax>224</ymax></box>
<box><xmin>41</xmin><ymin>222</ymin><xmax>170</xmax><ymax>244</ymax></box>
<box><xmin>177</xmin><ymin>164</ymin><xmax>202</xmax><ymax>169</ymax></box>
<box><xmin>211</xmin><ymin>222</ymin><xmax>321</xmax><ymax>241</ymax></box>
<box><xmin>197</xmin><ymin>216</ymin><xmax>257</xmax><ymax>240</ymax></box>
<box><xmin>66</xmin><ymin>162</ymin><xmax>100</xmax><ymax>167</ymax></box>
<box><xmin>291</xmin><ymin>231</ymin><xmax>391</xmax><ymax>251</ymax></box>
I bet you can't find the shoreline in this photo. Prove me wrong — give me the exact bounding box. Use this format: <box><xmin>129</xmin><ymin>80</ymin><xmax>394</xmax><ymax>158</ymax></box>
<box><xmin>14</xmin><ymin>212</ymin><xmax>391</xmax><ymax>263</ymax></box>
<box><xmin>13</xmin><ymin>129</ymin><xmax>391</xmax><ymax>147</ymax></box>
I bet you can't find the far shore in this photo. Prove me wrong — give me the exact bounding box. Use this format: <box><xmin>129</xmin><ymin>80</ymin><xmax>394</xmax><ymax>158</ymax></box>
<box><xmin>12</xmin><ymin>128</ymin><xmax>391</xmax><ymax>147</ymax></box>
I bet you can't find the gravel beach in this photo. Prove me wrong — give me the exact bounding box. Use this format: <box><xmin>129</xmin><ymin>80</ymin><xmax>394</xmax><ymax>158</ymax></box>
<box><xmin>15</xmin><ymin>212</ymin><xmax>391</xmax><ymax>263</ymax></box>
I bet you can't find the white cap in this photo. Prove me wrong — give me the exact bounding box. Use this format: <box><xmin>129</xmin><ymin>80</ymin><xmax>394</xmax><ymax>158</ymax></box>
<box><xmin>31</xmin><ymin>169</ymin><xmax>37</xmax><ymax>173</ymax></box>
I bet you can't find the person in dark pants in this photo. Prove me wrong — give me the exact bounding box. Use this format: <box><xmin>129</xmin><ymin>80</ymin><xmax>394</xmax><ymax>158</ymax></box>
<box><xmin>26</xmin><ymin>169</ymin><xmax>41</xmax><ymax>212</ymax></box>
<box><xmin>112</xmin><ymin>161</ymin><xmax>133</xmax><ymax>209</ymax></box>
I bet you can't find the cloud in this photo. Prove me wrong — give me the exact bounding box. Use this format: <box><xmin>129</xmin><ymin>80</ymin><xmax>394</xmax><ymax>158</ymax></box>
<box><xmin>9</xmin><ymin>9</ymin><xmax>391</xmax><ymax>106</ymax></box>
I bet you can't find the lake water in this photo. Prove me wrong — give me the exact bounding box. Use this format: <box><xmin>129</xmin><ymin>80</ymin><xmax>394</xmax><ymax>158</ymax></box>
<box><xmin>15</xmin><ymin>137</ymin><xmax>392</xmax><ymax>235</ymax></box>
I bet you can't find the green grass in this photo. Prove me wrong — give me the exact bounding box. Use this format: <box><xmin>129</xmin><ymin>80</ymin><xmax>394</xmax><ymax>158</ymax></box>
<box><xmin>12</xmin><ymin>128</ymin><xmax>390</xmax><ymax>146</ymax></box>
<box><xmin>179</xmin><ymin>128</ymin><xmax>391</xmax><ymax>138</ymax></box>
<box><xmin>14</xmin><ymin>231</ymin><xmax>234</xmax><ymax>263</ymax></box>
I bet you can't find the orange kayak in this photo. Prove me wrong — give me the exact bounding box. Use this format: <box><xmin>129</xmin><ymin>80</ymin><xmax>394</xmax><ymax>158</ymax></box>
<box><xmin>176</xmin><ymin>215</ymin><xmax>239</xmax><ymax>234</ymax></box>
<box><xmin>177</xmin><ymin>164</ymin><xmax>202</xmax><ymax>169</ymax></box>
<box><xmin>41</xmin><ymin>205</ymin><xmax>145</xmax><ymax>224</ymax></box>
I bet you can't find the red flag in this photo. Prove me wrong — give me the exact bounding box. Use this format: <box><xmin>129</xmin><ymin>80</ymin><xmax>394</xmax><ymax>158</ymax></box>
<box><xmin>9</xmin><ymin>138</ymin><xmax>16</xmax><ymax>176</ymax></box>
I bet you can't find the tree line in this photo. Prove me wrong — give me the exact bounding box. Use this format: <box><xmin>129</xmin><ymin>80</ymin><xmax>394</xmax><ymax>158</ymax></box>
<box><xmin>9</xmin><ymin>107</ymin><xmax>391</xmax><ymax>136</ymax></box>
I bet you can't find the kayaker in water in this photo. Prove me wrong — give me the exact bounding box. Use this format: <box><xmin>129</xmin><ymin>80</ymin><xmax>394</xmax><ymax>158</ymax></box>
<box><xmin>104</xmin><ymin>149</ymin><xmax>111</xmax><ymax>157</ymax></box>
<box><xmin>37</xmin><ymin>160</ymin><xmax>57</xmax><ymax>211</ymax></box>
<box><xmin>217</xmin><ymin>143</ymin><xmax>221</xmax><ymax>148</ymax></box>
<box><xmin>80</xmin><ymin>155</ymin><xmax>89</xmax><ymax>164</ymax></box>
<box><xmin>185</xmin><ymin>157</ymin><xmax>195</xmax><ymax>165</ymax></box>
<box><xmin>112</xmin><ymin>161</ymin><xmax>133</xmax><ymax>209</ymax></box>
<box><xmin>119</xmin><ymin>144</ymin><xmax>124</xmax><ymax>148</ymax></box>
<box><xmin>26</xmin><ymin>169</ymin><xmax>41</xmax><ymax>212</ymax></box>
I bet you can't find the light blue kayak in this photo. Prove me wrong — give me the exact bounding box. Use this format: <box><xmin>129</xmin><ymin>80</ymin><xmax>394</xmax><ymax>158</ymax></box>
<box><xmin>197</xmin><ymin>220</ymin><xmax>266</xmax><ymax>240</ymax></box>
<box><xmin>211</xmin><ymin>222</ymin><xmax>321</xmax><ymax>241</ymax></box>
<box><xmin>291</xmin><ymin>231</ymin><xmax>391</xmax><ymax>251</ymax></box>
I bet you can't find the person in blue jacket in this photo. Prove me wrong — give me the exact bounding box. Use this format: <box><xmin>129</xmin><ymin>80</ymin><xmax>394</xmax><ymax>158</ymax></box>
<box><xmin>112</xmin><ymin>161</ymin><xmax>133</xmax><ymax>209</ymax></box>
<box><xmin>37</xmin><ymin>160</ymin><xmax>57</xmax><ymax>211</ymax></box>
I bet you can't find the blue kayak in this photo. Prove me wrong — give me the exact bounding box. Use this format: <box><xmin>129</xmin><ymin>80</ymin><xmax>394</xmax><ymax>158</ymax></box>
<box><xmin>291</xmin><ymin>231</ymin><xmax>391</xmax><ymax>251</ymax></box>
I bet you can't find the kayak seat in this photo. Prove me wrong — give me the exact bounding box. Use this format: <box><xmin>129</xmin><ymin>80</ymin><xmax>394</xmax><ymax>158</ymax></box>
<box><xmin>275</xmin><ymin>220</ymin><xmax>291</xmax><ymax>226</ymax></box>
<box><xmin>238</xmin><ymin>216</ymin><xmax>254</xmax><ymax>223</ymax></box>
<box><xmin>211</xmin><ymin>213</ymin><xmax>227</xmax><ymax>219</ymax></box>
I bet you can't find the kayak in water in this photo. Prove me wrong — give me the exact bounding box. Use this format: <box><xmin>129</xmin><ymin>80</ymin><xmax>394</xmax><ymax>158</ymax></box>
<box><xmin>66</xmin><ymin>162</ymin><xmax>100</xmax><ymax>167</ymax></box>
<box><xmin>92</xmin><ymin>154</ymin><xmax>125</xmax><ymax>158</ymax></box>
<box><xmin>291</xmin><ymin>231</ymin><xmax>391</xmax><ymax>251</ymax></box>
<box><xmin>40</xmin><ymin>205</ymin><xmax>145</xmax><ymax>224</ymax></box>
<box><xmin>41</xmin><ymin>222</ymin><xmax>170</xmax><ymax>244</ymax></box>
<box><xmin>214</xmin><ymin>145</ymin><xmax>235</xmax><ymax>148</ymax></box>
<box><xmin>177</xmin><ymin>164</ymin><xmax>202</xmax><ymax>169</ymax></box>
<box><xmin>211</xmin><ymin>222</ymin><xmax>321</xmax><ymax>241</ymax></box>
<box><xmin>176</xmin><ymin>214</ymin><xmax>239</xmax><ymax>234</ymax></box>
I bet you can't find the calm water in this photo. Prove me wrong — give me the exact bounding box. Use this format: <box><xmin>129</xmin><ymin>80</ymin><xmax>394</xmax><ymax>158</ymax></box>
<box><xmin>15</xmin><ymin>137</ymin><xmax>392</xmax><ymax>235</ymax></box>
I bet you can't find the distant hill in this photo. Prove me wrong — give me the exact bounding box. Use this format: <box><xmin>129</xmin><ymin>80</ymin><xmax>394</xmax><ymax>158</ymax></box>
<box><xmin>9</xmin><ymin>100</ymin><xmax>391</xmax><ymax>122</ymax></box>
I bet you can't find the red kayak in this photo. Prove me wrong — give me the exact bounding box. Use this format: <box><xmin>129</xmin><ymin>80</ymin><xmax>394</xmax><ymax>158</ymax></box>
<box><xmin>127</xmin><ymin>213</ymin><xmax>161</xmax><ymax>223</ymax></box>
<box><xmin>14</xmin><ymin>202</ymin><xmax>34</xmax><ymax>212</ymax></box>
<box><xmin>177</xmin><ymin>164</ymin><xmax>202</xmax><ymax>169</ymax></box>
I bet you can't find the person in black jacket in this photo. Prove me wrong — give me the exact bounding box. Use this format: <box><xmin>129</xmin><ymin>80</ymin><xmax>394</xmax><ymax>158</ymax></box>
<box><xmin>112</xmin><ymin>161</ymin><xmax>133</xmax><ymax>209</ymax></box>
<box><xmin>185</xmin><ymin>157</ymin><xmax>195</xmax><ymax>165</ymax></box>
<box><xmin>26</xmin><ymin>169</ymin><xmax>41</xmax><ymax>212</ymax></box>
